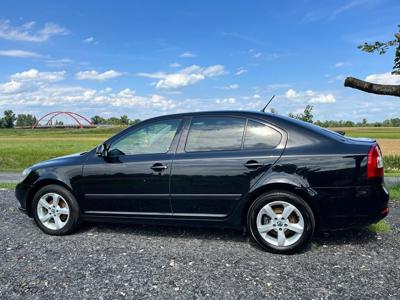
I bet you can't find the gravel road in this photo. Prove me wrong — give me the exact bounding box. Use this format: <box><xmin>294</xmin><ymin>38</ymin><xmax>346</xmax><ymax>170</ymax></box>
<box><xmin>1</xmin><ymin>189</ymin><xmax>399</xmax><ymax>299</ymax></box>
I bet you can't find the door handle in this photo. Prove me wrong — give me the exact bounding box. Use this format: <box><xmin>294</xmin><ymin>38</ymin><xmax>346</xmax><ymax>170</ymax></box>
<box><xmin>244</xmin><ymin>160</ymin><xmax>263</xmax><ymax>169</ymax></box>
<box><xmin>151</xmin><ymin>163</ymin><xmax>168</xmax><ymax>172</ymax></box>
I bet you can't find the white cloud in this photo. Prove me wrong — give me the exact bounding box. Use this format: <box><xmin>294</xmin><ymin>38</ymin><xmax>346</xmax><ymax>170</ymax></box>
<box><xmin>285</xmin><ymin>89</ymin><xmax>298</xmax><ymax>98</ymax></box>
<box><xmin>335</xmin><ymin>62</ymin><xmax>344</xmax><ymax>68</ymax></box>
<box><xmin>0</xmin><ymin>80</ymin><xmax>22</xmax><ymax>93</ymax></box>
<box><xmin>45</xmin><ymin>58</ymin><xmax>73</xmax><ymax>67</ymax></box>
<box><xmin>11</xmin><ymin>69</ymin><xmax>65</xmax><ymax>82</ymax></box>
<box><xmin>235</xmin><ymin>68</ymin><xmax>247</xmax><ymax>76</ymax></box>
<box><xmin>216</xmin><ymin>97</ymin><xmax>236</xmax><ymax>104</ymax></box>
<box><xmin>0</xmin><ymin>49</ymin><xmax>42</xmax><ymax>58</ymax></box>
<box><xmin>0</xmin><ymin>72</ymin><xmax>176</xmax><ymax>111</ymax></box>
<box><xmin>137</xmin><ymin>64</ymin><xmax>225</xmax><ymax>89</ymax></box>
<box><xmin>221</xmin><ymin>84</ymin><xmax>239</xmax><ymax>90</ymax></box>
<box><xmin>0</xmin><ymin>20</ymin><xmax>68</xmax><ymax>42</ymax></box>
<box><xmin>76</xmin><ymin>70</ymin><xmax>122</xmax><ymax>81</ymax></box>
<box><xmin>169</xmin><ymin>62</ymin><xmax>181</xmax><ymax>68</ymax></box>
<box><xmin>266</xmin><ymin>83</ymin><xmax>291</xmax><ymax>90</ymax></box>
<box><xmin>328</xmin><ymin>74</ymin><xmax>345</xmax><ymax>83</ymax></box>
<box><xmin>365</xmin><ymin>72</ymin><xmax>400</xmax><ymax>85</ymax></box>
<box><xmin>285</xmin><ymin>88</ymin><xmax>336</xmax><ymax>104</ymax></box>
<box><xmin>253</xmin><ymin>52</ymin><xmax>262</xmax><ymax>58</ymax></box>
<box><xmin>83</xmin><ymin>36</ymin><xmax>96</xmax><ymax>44</ymax></box>
<box><xmin>309</xmin><ymin>93</ymin><xmax>336</xmax><ymax>103</ymax></box>
<box><xmin>179</xmin><ymin>51</ymin><xmax>196</xmax><ymax>58</ymax></box>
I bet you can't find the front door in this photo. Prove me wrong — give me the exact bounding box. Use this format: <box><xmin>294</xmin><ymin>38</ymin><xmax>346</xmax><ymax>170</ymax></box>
<box><xmin>80</xmin><ymin>118</ymin><xmax>182</xmax><ymax>215</ymax></box>
<box><xmin>170</xmin><ymin>116</ymin><xmax>285</xmax><ymax>218</ymax></box>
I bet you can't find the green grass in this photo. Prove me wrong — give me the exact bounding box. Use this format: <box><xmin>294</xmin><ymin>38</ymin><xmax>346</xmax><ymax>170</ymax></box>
<box><xmin>389</xmin><ymin>184</ymin><xmax>400</xmax><ymax>201</ymax></box>
<box><xmin>331</xmin><ymin>127</ymin><xmax>400</xmax><ymax>139</ymax></box>
<box><xmin>383</xmin><ymin>154</ymin><xmax>400</xmax><ymax>174</ymax></box>
<box><xmin>0</xmin><ymin>126</ymin><xmax>123</xmax><ymax>137</ymax></box>
<box><xmin>368</xmin><ymin>220</ymin><xmax>391</xmax><ymax>233</ymax></box>
<box><xmin>385</xmin><ymin>172</ymin><xmax>400</xmax><ymax>177</ymax></box>
<box><xmin>0</xmin><ymin>182</ymin><xmax>17</xmax><ymax>189</ymax></box>
<box><xmin>0</xmin><ymin>127</ymin><xmax>124</xmax><ymax>171</ymax></box>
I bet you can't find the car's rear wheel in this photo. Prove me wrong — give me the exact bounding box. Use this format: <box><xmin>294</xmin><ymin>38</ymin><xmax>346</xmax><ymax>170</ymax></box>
<box><xmin>247</xmin><ymin>191</ymin><xmax>315</xmax><ymax>254</ymax></box>
<box><xmin>32</xmin><ymin>184</ymin><xmax>80</xmax><ymax>235</ymax></box>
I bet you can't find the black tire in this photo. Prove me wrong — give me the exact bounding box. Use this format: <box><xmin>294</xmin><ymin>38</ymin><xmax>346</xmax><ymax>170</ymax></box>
<box><xmin>32</xmin><ymin>184</ymin><xmax>81</xmax><ymax>235</ymax></box>
<box><xmin>247</xmin><ymin>191</ymin><xmax>315</xmax><ymax>254</ymax></box>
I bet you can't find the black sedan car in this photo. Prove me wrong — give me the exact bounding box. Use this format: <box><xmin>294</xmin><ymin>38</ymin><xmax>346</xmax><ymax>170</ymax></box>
<box><xmin>15</xmin><ymin>110</ymin><xmax>389</xmax><ymax>254</ymax></box>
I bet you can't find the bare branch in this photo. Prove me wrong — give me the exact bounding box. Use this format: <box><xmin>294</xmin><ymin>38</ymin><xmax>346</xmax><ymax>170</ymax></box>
<box><xmin>344</xmin><ymin>77</ymin><xmax>400</xmax><ymax>97</ymax></box>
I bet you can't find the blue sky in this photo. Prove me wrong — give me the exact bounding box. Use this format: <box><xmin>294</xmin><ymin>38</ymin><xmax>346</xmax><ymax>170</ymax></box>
<box><xmin>0</xmin><ymin>0</ymin><xmax>399</xmax><ymax>122</ymax></box>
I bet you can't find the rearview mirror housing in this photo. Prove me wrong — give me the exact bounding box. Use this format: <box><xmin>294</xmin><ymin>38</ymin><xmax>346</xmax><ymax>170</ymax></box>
<box><xmin>95</xmin><ymin>143</ymin><xmax>108</xmax><ymax>157</ymax></box>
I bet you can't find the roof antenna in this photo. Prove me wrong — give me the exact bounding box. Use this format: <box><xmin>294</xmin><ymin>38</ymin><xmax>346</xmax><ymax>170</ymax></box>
<box><xmin>261</xmin><ymin>95</ymin><xmax>276</xmax><ymax>112</ymax></box>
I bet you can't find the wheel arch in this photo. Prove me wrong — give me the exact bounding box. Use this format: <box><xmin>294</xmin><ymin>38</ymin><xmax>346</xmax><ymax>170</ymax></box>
<box><xmin>26</xmin><ymin>179</ymin><xmax>75</xmax><ymax>217</ymax></box>
<box><xmin>241</xmin><ymin>183</ymin><xmax>320</xmax><ymax>230</ymax></box>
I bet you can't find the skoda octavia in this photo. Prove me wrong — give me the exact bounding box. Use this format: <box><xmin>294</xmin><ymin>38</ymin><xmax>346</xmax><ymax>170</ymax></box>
<box><xmin>15</xmin><ymin>111</ymin><xmax>389</xmax><ymax>254</ymax></box>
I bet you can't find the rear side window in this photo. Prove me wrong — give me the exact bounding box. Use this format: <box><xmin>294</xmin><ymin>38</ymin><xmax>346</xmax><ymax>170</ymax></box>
<box><xmin>186</xmin><ymin>117</ymin><xmax>246</xmax><ymax>152</ymax></box>
<box><xmin>244</xmin><ymin>120</ymin><xmax>282</xmax><ymax>149</ymax></box>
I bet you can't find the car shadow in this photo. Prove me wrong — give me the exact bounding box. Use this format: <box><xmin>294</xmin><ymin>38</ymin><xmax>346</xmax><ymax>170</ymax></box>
<box><xmin>75</xmin><ymin>221</ymin><xmax>380</xmax><ymax>249</ymax></box>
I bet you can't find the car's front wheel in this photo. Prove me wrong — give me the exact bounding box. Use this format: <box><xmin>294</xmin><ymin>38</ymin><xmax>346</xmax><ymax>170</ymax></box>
<box><xmin>32</xmin><ymin>184</ymin><xmax>80</xmax><ymax>235</ymax></box>
<box><xmin>247</xmin><ymin>191</ymin><xmax>315</xmax><ymax>254</ymax></box>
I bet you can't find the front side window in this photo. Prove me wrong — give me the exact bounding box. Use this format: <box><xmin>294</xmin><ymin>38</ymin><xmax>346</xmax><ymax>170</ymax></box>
<box><xmin>244</xmin><ymin>120</ymin><xmax>282</xmax><ymax>149</ymax></box>
<box><xmin>185</xmin><ymin>117</ymin><xmax>246</xmax><ymax>152</ymax></box>
<box><xmin>109</xmin><ymin>119</ymin><xmax>181</xmax><ymax>155</ymax></box>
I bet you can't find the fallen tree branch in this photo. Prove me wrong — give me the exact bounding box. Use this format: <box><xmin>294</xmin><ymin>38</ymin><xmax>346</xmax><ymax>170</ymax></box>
<box><xmin>344</xmin><ymin>77</ymin><xmax>400</xmax><ymax>97</ymax></box>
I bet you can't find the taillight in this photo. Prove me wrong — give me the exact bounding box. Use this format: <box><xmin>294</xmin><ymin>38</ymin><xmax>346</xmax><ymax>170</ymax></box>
<box><xmin>367</xmin><ymin>144</ymin><xmax>384</xmax><ymax>178</ymax></box>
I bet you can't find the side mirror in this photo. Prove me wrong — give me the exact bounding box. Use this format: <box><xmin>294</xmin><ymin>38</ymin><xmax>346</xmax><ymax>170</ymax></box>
<box><xmin>95</xmin><ymin>143</ymin><xmax>108</xmax><ymax>157</ymax></box>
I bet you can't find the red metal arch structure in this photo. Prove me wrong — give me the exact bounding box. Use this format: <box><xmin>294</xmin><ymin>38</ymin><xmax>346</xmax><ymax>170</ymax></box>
<box><xmin>32</xmin><ymin>111</ymin><xmax>95</xmax><ymax>129</ymax></box>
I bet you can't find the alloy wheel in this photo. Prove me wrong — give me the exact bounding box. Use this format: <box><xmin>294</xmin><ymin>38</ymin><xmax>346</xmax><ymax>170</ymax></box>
<box><xmin>36</xmin><ymin>192</ymin><xmax>70</xmax><ymax>230</ymax></box>
<box><xmin>256</xmin><ymin>200</ymin><xmax>304</xmax><ymax>247</ymax></box>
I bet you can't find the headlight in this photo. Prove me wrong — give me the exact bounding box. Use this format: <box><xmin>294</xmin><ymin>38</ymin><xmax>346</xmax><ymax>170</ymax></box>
<box><xmin>19</xmin><ymin>168</ymin><xmax>32</xmax><ymax>182</ymax></box>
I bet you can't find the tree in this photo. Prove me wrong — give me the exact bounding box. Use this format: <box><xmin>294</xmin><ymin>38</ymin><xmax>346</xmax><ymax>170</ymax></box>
<box><xmin>16</xmin><ymin>114</ymin><xmax>37</xmax><ymax>127</ymax></box>
<box><xmin>107</xmin><ymin>117</ymin><xmax>121</xmax><ymax>125</ymax></box>
<box><xmin>289</xmin><ymin>105</ymin><xmax>314</xmax><ymax>123</ymax></box>
<box><xmin>344</xmin><ymin>25</ymin><xmax>400</xmax><ymax>97</ymax></box>
<box><xmin>1</xmin><ymin>110</ymin><xmax>16</xmax><ymax>128</ymax></box>
<box><xmin>91</xmin><ymin>115</ymin><xmax>106</xmax><ymax>125</ymax></box>
<box><xmin>362</xmin><ymin>118</ymin><xmax>368</xmax><ymax>127</ymax></box>
<box><xmin>131</xmin><ymin>118</ymin><xmax>141</xmax><ymax>125</ymax></box>
<box><xmin>119</xmin><ymin>115</ymin><xmax>130</xmax><ymax>125</ymax></box>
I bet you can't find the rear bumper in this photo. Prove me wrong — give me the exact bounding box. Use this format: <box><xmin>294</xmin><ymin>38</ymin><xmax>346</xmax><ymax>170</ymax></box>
<box><xmin>309</xmin><ymin>184</ymin><xmax>389</xmax><ymax>230</ymax></box>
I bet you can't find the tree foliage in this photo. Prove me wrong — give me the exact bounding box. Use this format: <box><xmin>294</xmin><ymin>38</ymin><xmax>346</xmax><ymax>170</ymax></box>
<box><xmin>91</xmin><ymin>115</ymin><xmax>140</xmax><ymax>126</ymax></box>
<box><xmin>357</xmin><ymin>25</ymin><xmax>400</xmax><ymax>75</ymax></box>
<box><xmin>345</xmin><ymin>25</ymin><xmax>400</xmax><ymax>96</ymax></box>
<box><xmin>91</xmin><ymin>115</ymin><xmax>107</xmax><ymax>125</ymax></box>
<box><xmin>288</xmin><ymin>105</ymin><xmax>314</xmax><ymax>123</ymax></box>
<box><xmin>0</xmin><ymin>110</ymin><xmax>16</xmax><ymax>128</ymax></box>
<box><xmin>16</xmin><ymin>114</ymin><xmax>37</xmax><ymax>127</ymax></box>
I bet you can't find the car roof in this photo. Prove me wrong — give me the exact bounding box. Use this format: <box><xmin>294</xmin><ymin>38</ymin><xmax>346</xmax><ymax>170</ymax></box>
<box><xmin>148</xmin><ymin>110</ymin><xmax>273</xmax><ymax>120</ymax></box>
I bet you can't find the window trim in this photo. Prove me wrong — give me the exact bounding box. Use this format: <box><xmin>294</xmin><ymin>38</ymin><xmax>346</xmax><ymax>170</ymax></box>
<box><xmin>108</xmin><ymin>118</ymin><xmax>183</xmax><ymax>156</ymax></box>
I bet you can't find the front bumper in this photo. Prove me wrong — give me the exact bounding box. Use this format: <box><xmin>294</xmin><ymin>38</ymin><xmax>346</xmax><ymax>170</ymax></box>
<box><xmin>15</xmin><ymin>182</ymin><xmax>31</xmax><ymax>216</ymax></box>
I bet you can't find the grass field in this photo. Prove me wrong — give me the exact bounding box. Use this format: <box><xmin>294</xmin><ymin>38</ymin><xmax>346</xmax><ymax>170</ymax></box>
<box><xmin>0</xmin><ymin>127</ymin><xmax>124</xmax><ymax>172</ymax></box>
<box><xmin>331</xmin><ymin>127</ymin><xmax>400</xmax><ymax>155</ymax></box>
<box><xmin>1</xmin><ymin>126</ymin><xmax>400</xmax><ymax>172</ymax></box>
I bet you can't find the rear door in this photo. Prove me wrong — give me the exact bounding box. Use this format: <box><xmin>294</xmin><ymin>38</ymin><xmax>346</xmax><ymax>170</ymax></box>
<box><xmin>170</xmin><ymin>115</ymin><xmax>286</xmax><ymax>218</ymax></box>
